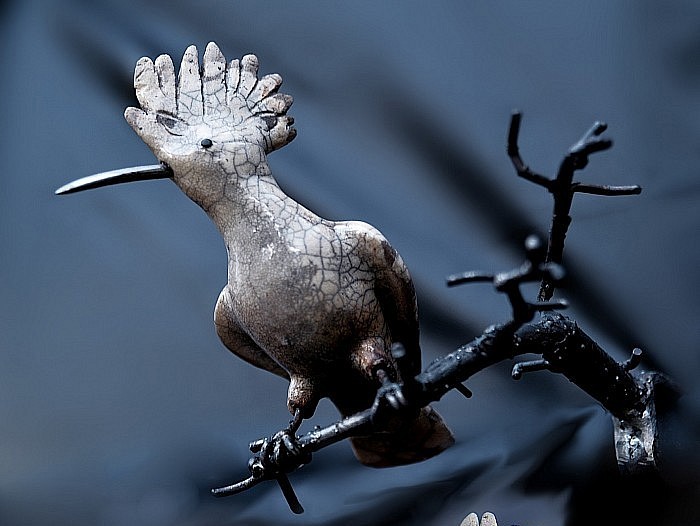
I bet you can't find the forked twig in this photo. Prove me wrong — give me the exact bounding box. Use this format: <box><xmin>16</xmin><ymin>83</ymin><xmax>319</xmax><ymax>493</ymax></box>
<box><xmin>507</xmin><ymin>111</ymin><xmax>641</xmax><ymax>300</ymax></box>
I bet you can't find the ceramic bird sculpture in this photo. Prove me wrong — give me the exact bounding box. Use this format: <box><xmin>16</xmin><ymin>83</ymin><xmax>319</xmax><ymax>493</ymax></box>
<box><xmin>57</xmin><ymin>42</ymin><xmax>454</xmax><ymax>467</ymax></box>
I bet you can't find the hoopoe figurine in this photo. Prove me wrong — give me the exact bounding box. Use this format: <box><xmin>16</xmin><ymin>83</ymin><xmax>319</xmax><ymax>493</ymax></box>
<box><xmin>57</xmin><ymin>42</ymin><xmax>454</xmax><ymax>467</ymax></box>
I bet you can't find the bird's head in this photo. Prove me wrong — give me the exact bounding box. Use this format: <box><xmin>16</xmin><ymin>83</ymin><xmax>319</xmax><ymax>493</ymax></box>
<box><xmin>56</xmin><ymin>42</ymin><xmax>296</xmax><ymax>206</ymax></box>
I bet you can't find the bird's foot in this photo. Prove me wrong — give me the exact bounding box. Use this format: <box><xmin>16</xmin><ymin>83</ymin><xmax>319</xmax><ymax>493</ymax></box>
<box><xmin>374</xmin><ymin>368</ymin><xmax>408</xmax><ymax>409</ymax></box>
<box><xmin>370</xmin><ymin>368</ymin><xmax>414</xmax><ymax>429</ymax></box>
<box><xmin>223</xmin><ymin>423</ymin><xmax>307</xmax><ymax>514</ymax></box>
<box><xmin>248</xmin><ymin>420</ymin><xmax>309</xmax><ymax>476</ymax></box>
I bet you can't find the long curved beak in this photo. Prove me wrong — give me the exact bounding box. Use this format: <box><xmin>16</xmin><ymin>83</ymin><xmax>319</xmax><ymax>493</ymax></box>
<box><xmin>55</xmin><ymin>163</ymin><xmax>173</xmax><ymax>195</ymax></box>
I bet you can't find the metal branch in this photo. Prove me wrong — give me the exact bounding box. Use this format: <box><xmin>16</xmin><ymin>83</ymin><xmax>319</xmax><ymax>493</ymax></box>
<box><xmin>507</xmin><ymin>111</ymin><xmax>552</xmax><ymax>189</ymax></box>
<box><xmin>573</xmin><ymin>182</ymin><xmax>642</xmax><ymax>196</ymax></box>
<box><xmin>507</xmin><ymin>111</ymin><xmax>642</xmax><ymax>301</ymax></box>
<box><xmin>213</xmin><ymin>308</ymin><xmax>675</xmax><ymax>511</ymax></box>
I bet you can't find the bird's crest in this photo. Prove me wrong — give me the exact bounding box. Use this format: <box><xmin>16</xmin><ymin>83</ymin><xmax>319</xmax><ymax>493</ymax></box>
<box><xmin>124</xmin><ymin>42</ymin><xmax>296</xmax><ymax>168</ymax></box>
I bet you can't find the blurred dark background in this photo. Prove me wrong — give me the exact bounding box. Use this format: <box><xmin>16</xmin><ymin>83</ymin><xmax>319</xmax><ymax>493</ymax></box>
<box><xmin>1</xmin><ymin>1</ymin><xmax>699</xmax><ymax>525</ymax></box>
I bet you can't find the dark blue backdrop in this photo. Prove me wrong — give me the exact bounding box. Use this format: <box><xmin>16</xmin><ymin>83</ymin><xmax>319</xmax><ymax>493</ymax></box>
<box><xmin>1</xmin><ymin>2</ymin><xmax>699</xmax><ymax>525</ymax></box>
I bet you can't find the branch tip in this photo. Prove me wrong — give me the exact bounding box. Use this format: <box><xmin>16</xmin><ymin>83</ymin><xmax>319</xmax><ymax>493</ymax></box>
<box><xmin>622</xmin><ymin>347</ymin><xmax>644</xmax><ymax>371</ymax></box>
<box><xmin>591</xmin><ymin>121</ymin><xmax>608</xmax><ymax>136</ymax></box>
<box><xmin>507</xmin><ymin>111</ymin><xmax>523</xmax><ymax>156</ymax></box>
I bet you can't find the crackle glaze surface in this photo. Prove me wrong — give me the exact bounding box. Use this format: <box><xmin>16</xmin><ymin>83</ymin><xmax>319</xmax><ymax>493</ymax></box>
<box><xmin>126</xmin><ymin>42</ymin><xmax>453</xmax><ymax>466</ymax></box>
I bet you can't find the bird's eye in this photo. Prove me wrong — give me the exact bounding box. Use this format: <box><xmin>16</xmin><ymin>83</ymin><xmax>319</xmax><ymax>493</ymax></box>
<box><xmin>201</xmin><ymin>138</ymin><xmax>213</xmax><ymax>148</ymax></box>
<box><xmin>156</xmin><ymin>113</ymin><xmax>185</xmax><ymax>136</ymax></box>
<box><xmin>262</xmin><ymin>116</ymin><xmax>277</xmax><ymax>131</ymax></box>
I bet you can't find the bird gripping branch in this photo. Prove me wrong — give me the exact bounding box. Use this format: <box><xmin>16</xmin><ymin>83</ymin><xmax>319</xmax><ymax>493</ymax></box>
<box><xmin>56</xmin><ymin>42</ymin><xmax>454</xmax><ymax>468</ymax></box>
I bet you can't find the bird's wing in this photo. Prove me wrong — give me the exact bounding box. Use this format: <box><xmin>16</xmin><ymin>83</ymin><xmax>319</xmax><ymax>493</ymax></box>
<box><xmin>337</xmin><ymin>220</ymin><xmax>422</xmax><ymax>375</ymax></box>
<box><xmin>214</xmin><ymin>287</ymin><xmax>290</xmax><ymax>379</ymax></box>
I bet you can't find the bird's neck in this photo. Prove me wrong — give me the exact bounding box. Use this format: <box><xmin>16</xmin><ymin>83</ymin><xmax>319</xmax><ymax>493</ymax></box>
<box><xmin>194</xmin><ymin>160</ymin><xmax>317</xmax><ymax>255</ymax></box>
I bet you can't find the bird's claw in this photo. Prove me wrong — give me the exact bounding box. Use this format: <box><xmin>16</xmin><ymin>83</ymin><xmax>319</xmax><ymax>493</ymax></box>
<box><xmin>371</xmin><ymin>370</ymin><xmax>411</xmax><ymax>427</ymax></box>
<box><xmin>381</xmin><ymin>382</ymin><xmax>408</xmax><ymax>410</ymax></box>
<box><xmin>274</xmin><ymin>429</ymin><xmax>303</xmax><ymax>461</ymax></box>
<box><xmin>212</xmin><ymin>423</ymin><xmax>309</xmax><ymax>513</ymax></box>
<box><xmin>246</xmin><ymin>424</ymin><xmax>308</xmax><ymax>476</ymax></box>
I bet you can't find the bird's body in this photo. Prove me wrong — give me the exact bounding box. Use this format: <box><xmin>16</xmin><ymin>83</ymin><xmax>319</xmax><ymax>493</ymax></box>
<box><xmin>71</xmin><ymin>42</ymin><xmax>454</xmax><ymax>466</ymax></box>
<box><xmin>214</xmin><ymin>194</ymin><xmax>411</xmax><ymax>415</ymax></box>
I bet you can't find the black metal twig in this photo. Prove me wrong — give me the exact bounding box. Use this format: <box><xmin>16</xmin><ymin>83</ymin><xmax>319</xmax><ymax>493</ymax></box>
<box><xmin>507</xmin><ymin>111</ymin><xmax>641</xmax><ymax>301</ymax></box>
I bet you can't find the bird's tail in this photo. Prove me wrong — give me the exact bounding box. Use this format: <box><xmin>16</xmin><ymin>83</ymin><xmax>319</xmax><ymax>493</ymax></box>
<box><xmin>348</xmin><ymin>405</ymin><xmax>455</xmax><ymax>468</ymax></box>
